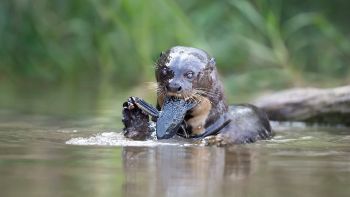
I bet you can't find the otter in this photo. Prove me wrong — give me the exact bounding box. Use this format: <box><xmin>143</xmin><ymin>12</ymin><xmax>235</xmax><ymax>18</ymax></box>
<box><xmin>122</xmin><ymin>46</ymin><xmax>272</xmax><ymax>145</ymax></box>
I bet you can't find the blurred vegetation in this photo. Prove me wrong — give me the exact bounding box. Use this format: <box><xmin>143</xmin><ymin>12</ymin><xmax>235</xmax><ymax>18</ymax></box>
<box><xmin>0</xmin><ymin>0</ymin><xmax>349</xmax><ymax>107</ymax></box>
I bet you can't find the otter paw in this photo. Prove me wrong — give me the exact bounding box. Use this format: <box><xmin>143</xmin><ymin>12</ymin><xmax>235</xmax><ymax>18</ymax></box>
<box><xmin>122</xmin><ymin>97</ymin><xmax>150</xmax><ymax>140</ymax></box>
<box><xmin>201</xmin><ymin>135</ymin><xmax>229</xmax><ymax>147</ymax></box>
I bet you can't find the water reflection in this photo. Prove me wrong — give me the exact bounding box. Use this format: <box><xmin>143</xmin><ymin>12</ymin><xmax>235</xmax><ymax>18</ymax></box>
<box><xmin>1</xmin><ymin>111</ymin><xmax>350</xmax><ymax>197</ymax></box>
<box><xmin>122</xmin><ymin>145</ymin><xmax>255</xmax><ymax>197</ymax></box>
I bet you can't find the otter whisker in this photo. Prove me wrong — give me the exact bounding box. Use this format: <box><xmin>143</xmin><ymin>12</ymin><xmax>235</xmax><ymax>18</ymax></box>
<box><xmin>190</xmin><ymin>94</ymin><xmax>201</xmax><ymax>104</ymax></box>
<box><xmin>194</xmin><ymin>89</ymin><xmax>217</xmax><ymax>99</ymax></box>
<box><xmin>182</xmin><ymin>92</ymin><xmax>196</xmax><ymax>104</ymax></box>
<box><xmin>197</xmin><ymin>90</ymin><xmax>217</xmax><ymax>98</ymax></box>
<box><xmin>195</xmin><ymin>87</ymin><xmax>212</xmax><ymax>92</ymax></box>
<box><xmin>193</xmin><ymin>90</ymin><xmax>215</xmax><ymax>104</ymax></box>
<box><xmin>188</xmin><ymin>93</ymin><xmax>199</xmax><ymax>104</ymax></box>
<box><xmin>183</xmin><ymin>126</ymin><xmax>190</xmax><ymax>138</ymax></box>
<box><xmin>156</xmin><ymin>85</ymin><xmax>167</xmax><ymax>97</ymax></box>
<box><xmin>194</xmin><ymin>87</ymin><xmax>215</xmax><ymax>93</ymax></box>
<box><xmin>146</xmin><ymin>82</ymin><xmax>159</xmax><ymax>91</ymax></box>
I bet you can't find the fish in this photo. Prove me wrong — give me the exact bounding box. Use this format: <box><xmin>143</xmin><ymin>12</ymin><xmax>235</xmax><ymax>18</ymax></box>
<box><xmin>156</xmin><ymin>97</ymin><xmax>196</xmax><ymax>139</ymax></box>
<box><xmin>132</xmin><ymin>96</ymin><xmax>196</xmax><ymax>139</ymax></box>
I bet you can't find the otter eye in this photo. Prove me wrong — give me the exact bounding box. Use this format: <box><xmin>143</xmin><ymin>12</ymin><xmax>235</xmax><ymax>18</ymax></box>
<box><xmin>185</xmin><ymin>71</ymin><xmax>194</xmax><ymax>79</ymax></box>
<box><xmin>161</xmin><ymin>68</ymin><xmax>168</xmax><ymax>76</ymax></box>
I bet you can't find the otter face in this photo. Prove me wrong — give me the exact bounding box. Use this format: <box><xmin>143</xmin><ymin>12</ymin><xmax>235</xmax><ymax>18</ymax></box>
<box><xmin>155</xmin><ymin>46</ymin><xmax>215</xmax><ymax>100</ymax></box>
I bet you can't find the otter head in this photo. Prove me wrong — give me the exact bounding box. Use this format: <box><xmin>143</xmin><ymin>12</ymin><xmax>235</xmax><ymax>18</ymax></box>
<box><xmin>155</xmin><ymin>46</ymin><xmax>222</xmax><ymax>106</ymax></box>
<box><xmin>155</xmin><ymin>46</ymin><xmax>228</xmax><ymax>137</ymax></box>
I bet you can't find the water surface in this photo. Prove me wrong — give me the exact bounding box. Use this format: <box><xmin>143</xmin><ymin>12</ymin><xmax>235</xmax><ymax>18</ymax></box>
<box><xmin>0</xmin><ymin>110</ymin><xmax>350</xmax><ymax>197</ymax></box>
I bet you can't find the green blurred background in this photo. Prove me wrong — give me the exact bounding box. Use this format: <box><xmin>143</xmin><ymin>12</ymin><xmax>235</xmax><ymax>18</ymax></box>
<box><xmin>0</xmin><ymin>0</ymin><xmax>349</xmax><ymax>117</ymax></box>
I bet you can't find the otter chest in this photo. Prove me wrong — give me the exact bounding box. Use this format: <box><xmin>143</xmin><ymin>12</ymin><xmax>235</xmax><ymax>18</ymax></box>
<box><xmin>185</xmin><ymin>97</ymin><xmax>212</xmax><ymax>135</ymax></box>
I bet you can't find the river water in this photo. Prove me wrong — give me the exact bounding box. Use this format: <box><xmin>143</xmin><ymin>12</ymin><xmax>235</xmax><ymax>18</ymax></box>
<box><xmin>0</xmin><ymin>108</ymin><xmax>350</xmax><ymax>197</ymax></box>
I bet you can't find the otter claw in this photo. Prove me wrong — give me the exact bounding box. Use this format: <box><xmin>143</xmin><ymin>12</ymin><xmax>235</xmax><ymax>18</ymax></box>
<box><xmin>123</xmin><ymin>97</ymin><xmax>136</xmax><ymax>110</ymax></box>
<box><xmin>123</xmin><ymin>97</ymin><xmax>159</xmax><ymax>118</ymax></box>
<box><xmin>201</xmin><ymin>135</ymin><xmax>228</xmax><ymax>147</ymax></box>
<box><xmin>122</xmin><ymin>97</ymin><xmax>151</xmax><ymax>140</ymax></box>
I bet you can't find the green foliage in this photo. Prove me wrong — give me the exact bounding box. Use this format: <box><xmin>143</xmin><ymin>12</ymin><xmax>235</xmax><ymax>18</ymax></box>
<box><xmin>227</xmin><ymin>0</ymin><xmax>350</xmax><ymax>84</ymax></box>
<box><xmin>0</xmin><ymin>0</ymin><xmax>202</xmax><ymax>86</ymax></box>
<box><xmin>0</xmin><ymin>0</ymin><xmax>349</xmax><ymax>90</ymax></box>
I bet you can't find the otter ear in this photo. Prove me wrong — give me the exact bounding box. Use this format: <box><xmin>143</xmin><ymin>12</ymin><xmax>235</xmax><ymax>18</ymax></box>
<box><xmin>159</xmin><ymin>51</ymin><xmax>165</xmax><ymax>57</ymax></box>
<box><xmin>207</xmin><ymin>57</ymin><xmax>216</xmax><ymax>71</ymax></box>
<box><xmin>209</xmin><ymin>57</ymin><xmax>216</xmax><ymax>66</ymax></box>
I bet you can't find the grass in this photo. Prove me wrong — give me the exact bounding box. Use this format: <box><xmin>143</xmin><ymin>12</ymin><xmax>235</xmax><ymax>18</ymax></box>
<box><xmin>0</xmin><ymin>0</ymin><xmax>349</xmax><ymax>93</ymax></box>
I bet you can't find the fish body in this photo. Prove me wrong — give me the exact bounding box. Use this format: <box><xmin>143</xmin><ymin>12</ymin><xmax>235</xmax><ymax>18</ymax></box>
<box><xmin>156</xmin><ymin>97</ymin><xmax>196</xmax><ymax>139</ymax></box>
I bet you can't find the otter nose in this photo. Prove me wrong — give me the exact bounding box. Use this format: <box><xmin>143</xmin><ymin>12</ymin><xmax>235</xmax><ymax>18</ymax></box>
<box><xmin>166</xmin><ymin>82</ymin><xmax>182</xmax><ymax>93</ymax></box>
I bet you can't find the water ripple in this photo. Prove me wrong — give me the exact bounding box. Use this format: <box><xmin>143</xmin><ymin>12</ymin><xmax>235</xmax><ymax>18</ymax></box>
<box><xmin>66</xmin><ymin>132</ymin><xmax>181</xmax><ymax>147</ymax></box>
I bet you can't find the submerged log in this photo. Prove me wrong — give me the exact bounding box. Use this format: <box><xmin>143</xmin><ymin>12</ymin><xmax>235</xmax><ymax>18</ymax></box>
<box><xmin>254</xmin><ymin>85</ymin><xmax>350</xmax><ymax>125</ymax></box>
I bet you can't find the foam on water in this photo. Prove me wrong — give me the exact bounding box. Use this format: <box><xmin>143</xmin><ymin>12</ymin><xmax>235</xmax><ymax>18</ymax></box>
<box><xmin>65</xmin><ymin>132</ymin><xmax>183</xmax><ymax>147</ymax></box>
<box><xmin>65</xmin><ymin>121</ymin><xmax>339</xmax><ymax>147</ymax></box>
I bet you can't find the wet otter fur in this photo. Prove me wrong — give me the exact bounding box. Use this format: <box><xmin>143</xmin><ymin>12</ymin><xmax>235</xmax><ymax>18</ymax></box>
<box><xmin>123</xmin><ymin>46</ymin><xmax>273</xmax><ymax>145</ymax></box>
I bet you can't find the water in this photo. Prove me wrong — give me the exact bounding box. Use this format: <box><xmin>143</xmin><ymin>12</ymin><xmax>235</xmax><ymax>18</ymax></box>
<box><xmin>1</xmin><ymin>110</ymin><xmax>350</xmax><ymax>197</ymax></box>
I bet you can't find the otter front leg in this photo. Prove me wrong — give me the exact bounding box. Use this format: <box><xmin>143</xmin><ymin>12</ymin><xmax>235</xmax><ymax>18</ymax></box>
<box><xmin>200</xmin><ymin>134</ymin><xmax>230</xmax><ymax>147</ymax></box>
<box><xmin>122</xmin><ymin>97</ymin><xmax>158</xmax><ymax>140</ymax></box>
